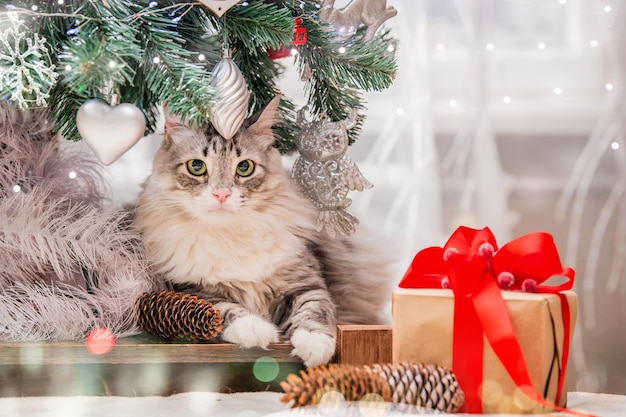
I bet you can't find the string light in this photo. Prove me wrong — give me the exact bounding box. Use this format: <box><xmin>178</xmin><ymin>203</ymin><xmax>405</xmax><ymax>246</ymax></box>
<box><xmin>396</xmin><ymin>108</ymin><xmax>405</xmax><ymax>116</ymax></box>
<box><xmin>5</xmin><ymin>4</ymin><xmax>197</xmax><ymax>25</ymax></box>
<box><xmin>554</xmin><ymin>87</ymin><xmax>562</xmax><ymax>95</ymax></box>
<box><xmin>436</xmin><ymin>43</ymin><xmax>445</xmax><ymax>51</ymax></box>
<box><xmin>12</xmin><ymin>185</ymin><xmax>21</xmax><ymax>193</ymax></box>
<box><xmin>65</xmin><ymin>64</ymin><xmax>71</xmax><ymax>71</ymax></box>
<box><xmin>503</xmin><ymin>96</ymin><xmax>511</xmax><ymax>104</ymax></box>
<box><xmin>338</xmin><ymin>47</ymin><xmax>346</xmax><ymax>54</ymax></box>
<box><xmin>68</xmin><ymin>171</ymin><xmax>77</xmax><ymax>179</ymax></box>
<box><xmin>486</xmin><ymin>43</ymin><xmax>494</xmax><ymax>51</ymax></box>
<box><xmin>537</xmin><ymin>42</ymin><xmax>546</xmax><ymax>50</ymax></box>
<box><xmin>152</xmin><ymin>56</ymin><xmax>160</xmax><ymax>64</ymax></box>
<box><xmin>605</xmin><ymin>83</ymin><xmax>613</xmax><ymax>91</ymax></box>
<box><xmin>611</xmin><ymin>141</ymin><xmax>620</xmax><ymax>150</ymax></box>
<box><xmin>197</xmin><ymin>54</ymin><xmax>205</xmax><ymax>61</ymax></box>
<box><xmin>449</xmin><ymin>99</ymin><xmax>458</xmax><ymax>107</ymax></box>
<box><xmin>108</xmin><ymin>61</ymin><xmax>116</xmax><ymax>68</ymax></box>
<box><xmin>590</xmin><ymin>40</ymin><xmax>599</xmax><ymax>47</ymax></box>
<box><xmin>604</xmin><ymin>5</ymin><xmax>612</xmax><ymax>13</ymax></box>
<box><xmin>290</xmin><ymin>48</ymin><xmax>298</xmax><ymax>56</ymax></box>
<box><xmin>387</xmin><ymin>44</ymin><xmax>395</xmax><ymax>53</ymax></box>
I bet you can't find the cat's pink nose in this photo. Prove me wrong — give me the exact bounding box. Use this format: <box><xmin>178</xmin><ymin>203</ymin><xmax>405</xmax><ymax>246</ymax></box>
<box><xmin>212</xmin><ymin>188</ymin><xmax>232</xmax><ymax>204</ymax></box>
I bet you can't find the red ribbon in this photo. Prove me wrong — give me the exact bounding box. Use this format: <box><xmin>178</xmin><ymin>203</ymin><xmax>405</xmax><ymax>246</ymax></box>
<box><xmin>399</xmin><ymin>226</ymin><xmax>594</xmax><ymax>416</ymax></box>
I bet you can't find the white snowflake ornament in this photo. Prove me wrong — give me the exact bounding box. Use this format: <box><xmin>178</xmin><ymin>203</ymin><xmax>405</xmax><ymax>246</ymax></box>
<box><xmin>0</xmin><ymin>19</ymin><xmax>59</xmax><ymax>109</ymax></box>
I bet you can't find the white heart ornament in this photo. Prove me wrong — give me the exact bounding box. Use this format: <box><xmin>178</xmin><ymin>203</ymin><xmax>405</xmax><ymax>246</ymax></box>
<box><xmin>77</xmin><ymin>99</ymin><xmax>146</xmax><ymax>166</ymax></box>
<box><xmin>198</xmin><ymin>0</ymin><xmax>241</xmax><ymax>17</ymax></box>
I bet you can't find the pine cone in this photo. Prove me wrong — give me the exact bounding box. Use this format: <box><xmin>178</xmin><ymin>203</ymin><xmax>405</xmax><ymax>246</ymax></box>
<box><xmin>368</xmin><ymin>363</ymin><xmax>465</xmax><ymax>413</ymax></box>
<box><xmin>135</xmin><ymin>290</ymin><xmax>223</xmax><ymax>341</ymax></box>
<box><xmin>280</xmin><ymin>362</ymin><xmax>464</xmax><ymax>413</ymax></box>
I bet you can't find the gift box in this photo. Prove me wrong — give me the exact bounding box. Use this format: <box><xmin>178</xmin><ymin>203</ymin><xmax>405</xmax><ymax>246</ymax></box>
<box><xmin>393</xmin><ymin>288</ymin><xmax>577</xmax><ymax>414</ymax></box>
<box><xmin>393</xmin><ymin>226</ymin><xmax>579</xmax><ymax>414</ymax></box>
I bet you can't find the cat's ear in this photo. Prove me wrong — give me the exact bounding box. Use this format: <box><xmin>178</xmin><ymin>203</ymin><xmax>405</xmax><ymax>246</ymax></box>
<box><xmin>245</xmin><ymin>95</ymin><xmax>281</xmax><ymax>146</ymax></box>
<box><xmin>162</xmin><ymin>103</ymin><xmax>185</xmax><ymax>143</ymax></box>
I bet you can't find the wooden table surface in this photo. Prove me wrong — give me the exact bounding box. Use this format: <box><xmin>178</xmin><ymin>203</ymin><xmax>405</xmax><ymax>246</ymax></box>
<box><xmin>0</xmin><ymin>325</ymin><xmax>392</xmax><ymax>396</ymax></box>
<box><xmin>0</xmin><ymin>333</ymin><xmax>296</xmax><ymax>365</ymax></box>
<box><xmin>0</xmin><ymin>334</ymin><xmax>301</xmax><ymax>396</ymax></box>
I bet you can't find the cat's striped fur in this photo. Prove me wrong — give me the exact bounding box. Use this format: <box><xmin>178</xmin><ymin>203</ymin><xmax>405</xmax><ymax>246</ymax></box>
<box><xmin>134</xmin><ymin>97</ymin><xmax>391</xmax><ymax>366</ymax></box>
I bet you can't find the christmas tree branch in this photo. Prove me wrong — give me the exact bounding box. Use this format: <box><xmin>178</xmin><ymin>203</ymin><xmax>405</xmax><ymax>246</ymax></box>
<box><xmin>136</xmin><ymin>8</ymin><xmax>217</xmax><ymax>128</ymax></box>
<box><xmin>1</xmin><ymin>0</ymin><xmax>398</xmax><ymax>152</ymax></box>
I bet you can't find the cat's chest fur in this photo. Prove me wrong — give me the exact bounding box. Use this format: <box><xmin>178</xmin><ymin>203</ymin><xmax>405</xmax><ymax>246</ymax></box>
<box><xmin>145</xmin><ymin>212</ymin><xmax>305</xmax><ymax>286</ymax></box>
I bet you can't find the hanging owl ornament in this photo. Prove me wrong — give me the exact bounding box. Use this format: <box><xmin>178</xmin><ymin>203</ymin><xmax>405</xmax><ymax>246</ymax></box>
<box><xmin>291</xmin><ymin>107</ymin><xmax>372</xmax><ymax>238</ymax></box>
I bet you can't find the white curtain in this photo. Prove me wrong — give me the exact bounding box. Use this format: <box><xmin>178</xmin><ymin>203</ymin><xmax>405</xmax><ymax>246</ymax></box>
<box><xmin>352</xmin><ymin>0</ymin><xmax>626</xmax><ymax>394</ymax></box>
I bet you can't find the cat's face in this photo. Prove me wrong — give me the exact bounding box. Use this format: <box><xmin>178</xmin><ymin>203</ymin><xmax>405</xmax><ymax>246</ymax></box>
<box><xmin>148</xmin><ymin>97</ymin><xmax>286</xmax><ymax>219</ymax></box>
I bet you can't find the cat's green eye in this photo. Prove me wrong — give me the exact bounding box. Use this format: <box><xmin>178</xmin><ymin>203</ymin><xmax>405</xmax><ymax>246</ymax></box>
<box><xmin>236</xmin><ymin>159</ymin><xmax>255</xmax><ymax>177</ymax></box>
<box><xmin>186</xmin><ymin>159</ymin><xmax>207</xmax><ymax>176</ymax></box>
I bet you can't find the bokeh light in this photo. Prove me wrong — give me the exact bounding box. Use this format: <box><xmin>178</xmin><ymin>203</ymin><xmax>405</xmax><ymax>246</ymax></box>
<box><xmin>358</xmin><ymin>393</ymin><xmax>386</xmax><ymax>417</ymax></box>
<box><xmin>318</xmin><ymin>389</ymin><xmax>346</xmax><ymax>414</ymax></box>
<box><xmin>252</xmin><ymin>356</ymin><xmax>279</xmax><ymax>382</ymax></box>
<box><xmin>85</xmin><ymin>328</ymin><xmax>115</xmax><ymax>355</ymax></box>
<box><xmin>480</xmin><ymin>379</ymin><xmax>504</xmax><ymax>406</ymax></box>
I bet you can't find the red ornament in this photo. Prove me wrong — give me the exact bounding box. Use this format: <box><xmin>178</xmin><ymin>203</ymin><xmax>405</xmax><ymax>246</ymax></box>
<box><xmin>293</xmin><ymin>17</ymin><xmax>307</xmax><ymax>45</ymax></box>
<box><xmin>267</xmin><ymin>47</ymin><xmax>291</xmax><ymax>60</ymax></box>
<box><xmin>268</xmin><ymin>17</ymin><xmax>307</xmax><ymax>60</ymax></box>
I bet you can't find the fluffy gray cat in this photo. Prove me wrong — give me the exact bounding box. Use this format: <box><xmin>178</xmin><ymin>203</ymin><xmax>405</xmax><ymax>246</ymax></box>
<box><xmin>134</xmin><ymin>97</ymin><xmax>391</xmax><ymax>367</ymax></box>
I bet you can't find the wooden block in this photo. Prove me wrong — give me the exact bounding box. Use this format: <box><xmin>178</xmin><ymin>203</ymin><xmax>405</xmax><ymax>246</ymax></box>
<box><xmin>335</xmin><ymin>324</ymin><xmax>392</xmax><ymax>365</ymax></box>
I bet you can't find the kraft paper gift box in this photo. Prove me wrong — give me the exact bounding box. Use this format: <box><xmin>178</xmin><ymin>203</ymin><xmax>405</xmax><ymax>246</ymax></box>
<box><xmin>392</xmin><ymin>288</ymin><xmax>578</xmax><ymax>414</ymax></box>
<box><xmin>394</xmin><ymin>226</ymin><xmax>578</xmax><ymax>414</ymax></box>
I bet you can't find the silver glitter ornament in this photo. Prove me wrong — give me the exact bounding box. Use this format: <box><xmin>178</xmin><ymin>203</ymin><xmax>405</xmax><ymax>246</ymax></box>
<box><xmin>210</xmin><ymin>48</ymin><xmax>250</xmax><ymax>139</ymax></box>
<box><xmin>291</xmin><ymin>106</ymin><xmax>372</xmax><ymax>238</ymax></box>
<box><xmin>318</xmin><ymin>0</ymin><xmax>397</xmax><ymax>40</ymax></box>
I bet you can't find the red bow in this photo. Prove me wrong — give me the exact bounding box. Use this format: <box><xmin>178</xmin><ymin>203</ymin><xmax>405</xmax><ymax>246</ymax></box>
<box><xmin>399</xmin><ymin>225</ymin><xmax>575</xmax><ymax>293</ymax></box>
<box><xmin>398</xmin><ymin>226</ymin><xmax>591</xmax><ymax>416</ymax></box>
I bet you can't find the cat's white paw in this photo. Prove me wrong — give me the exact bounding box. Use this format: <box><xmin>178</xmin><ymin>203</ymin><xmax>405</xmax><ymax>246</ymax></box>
<box><xmin>290</xmin><ymin>328</ymin><xmax>336</xmax><ymax>367</ymax></box>
<box><xmin>222</xmin><ymin>315</ymin><xmax>279</xmax><ymax>349</ymax></box>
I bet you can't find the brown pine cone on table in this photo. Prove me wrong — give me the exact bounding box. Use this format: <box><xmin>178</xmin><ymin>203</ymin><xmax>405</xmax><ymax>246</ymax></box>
<box><xmin>135</xmin><ymin>290</ymin><xmax>223</xmax><ymax>341</ymax></box>
<box><xmin>280</xmin><ymin>362</ymin><xmax>464</xmax><ymax>413</ymax></box>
